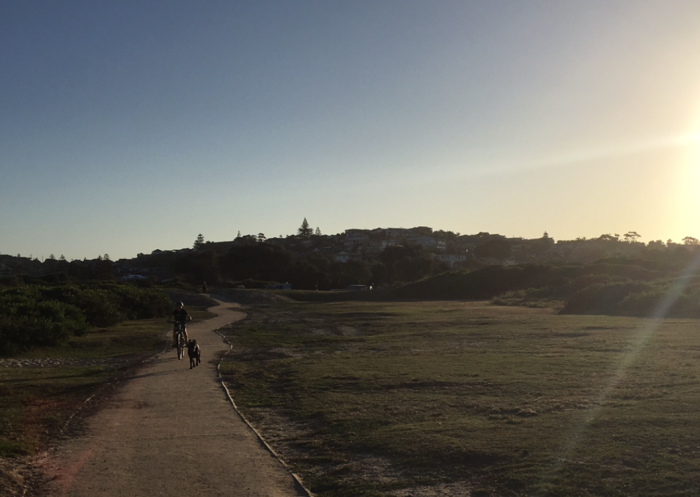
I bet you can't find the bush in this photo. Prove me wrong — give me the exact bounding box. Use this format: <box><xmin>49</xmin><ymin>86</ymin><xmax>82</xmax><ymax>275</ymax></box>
<box><xmin>561</xmin><ymin>282</ymin><xmax>655</xmax><ymax>315</ymax></box>
<box><xmin>394</xmin><ymin>265</ymin><xmax>561</xmax><ymax>300</ymax></box>
<box><xmin>0</xmin><ymin>283</ymin><xmax>171</xmax><ymax>356</ymax></box>
<box><xmin>0</xmin><ymin>299</ymin><xmax>88</xmax><ymax>355</ymax></box>
<box><xmin>75</xmin><ymin>288</ymin><xmax>124</xmax><ymax>327</ymax></box>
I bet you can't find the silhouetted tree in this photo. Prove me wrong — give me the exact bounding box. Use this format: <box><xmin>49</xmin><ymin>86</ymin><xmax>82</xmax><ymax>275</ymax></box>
<box><xmin>474</xmin><ymin>239</ymin><xmax>511</xmax><ymax>260</ymax></box>
<box><xmin>624</xmin><ymin>231</ymin><xmax>641</xmax><ymax>243</ymax></box>
<box><xmin>286</xmin><ymin>253</ymin><xmax>333</xmax><ymax>290</ymax></box>
<box><xmin>411</xmin><ymin>226</ymin><xmax>434</xmax><ymax>237</ymax></box>
<box><xmin>174</xmin><ymin>249</ymin><xmax>221</xmax><ymax>284</ymax></box>
<box><xmin>379</xmin><ymin>243</ymin><xmax>438</xmax><ymax>283</ymax></box>
<box><xmin>194</xmin><ymin>234</ymin><xmax>205</xmax><ymax>250</ymax></box>
<box><xmin>329</xmin><ymin>260</ymin><xmax>373</xmax><ymax>288</ymax></box>
<box><xmin>222</xmin><ymin>242</ymin><xmax>291</xmax><ymax>281</ymax></box>
<box><xmin>298</xmin><ymin>218</ymin><xmax>313</xmax><ymax>238</ymax></box>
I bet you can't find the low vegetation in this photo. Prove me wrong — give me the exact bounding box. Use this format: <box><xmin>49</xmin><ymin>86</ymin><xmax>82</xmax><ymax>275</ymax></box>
<box><xmin>220</xmin><ymin>300</ymin><xmax>700</xmax><ymax>496</ymax></box>
<box><xmin>0</xmin><ymin>283</ymin><xmax>173</xmax><ymax>356</ymax></box>
<box><xmin>389</xmin><ymin>255</ymin><xmax>700</xmax><ymax>319</ymax></box>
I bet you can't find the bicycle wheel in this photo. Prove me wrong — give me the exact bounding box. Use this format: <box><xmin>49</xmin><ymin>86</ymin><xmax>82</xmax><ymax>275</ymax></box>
<box><xmin>177</xmin><ymin>334</ymin><xmax>184</xmax><ymax>360</ymax></box>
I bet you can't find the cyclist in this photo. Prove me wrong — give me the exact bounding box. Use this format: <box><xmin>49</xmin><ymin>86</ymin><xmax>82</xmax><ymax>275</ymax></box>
<box><xmin>172</xmin><ymin>302</ymin><xmax>191</xmax><ymax>348</ymax></box>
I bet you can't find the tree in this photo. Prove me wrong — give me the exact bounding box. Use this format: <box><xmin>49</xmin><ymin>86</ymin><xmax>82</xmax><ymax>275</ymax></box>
<box><xmin>298</xmin><ymin>218</ymin><xmax>313</xmax><ymax>238</ymax></box>
<box><xmin>474</xmin><ymin>239</ymin><xmax>511</xmax><ymax>260</ymax></box>
<box><xmin>222</xmin><ymin>243</ymin><xmax>291</xmax><ymax>281</ymax></box>
<box><xmin>257</xmin><ymin>233</ymin><xmax>266</xmax><ymax>242</ymax></box>
<box><xmin>647</xmin><ymin>240</ymin><xmax>666</xmax><ymax>250</ymax></box>
<box><xmin>194</xmin><ymin>234</ymin><xmax>205</xmax><ymax>250</ymax></box>
<box><xmin>411</xmin><ymin>226</ymin><xmax>433</xmax><ymax>237</ymax></box>
<box><xmin>378</xmin><ymin>243</ymin><xmax>437</xmax><ymax>283</ymax></box>
<box><xmin>624</xmin><ymin>231</ymin><xmax>641</xmax><ymax>243</ymax></box>
<box><xmin>236</xmin><ymin>231</ymin><xmax>241</xmax><ymax>239</ymax></box>
<box><xmin>315</xmin><ymin>227</ymin><xmax>322</xmax><ymax>236</ymax></box>
<box><xmin>683</xmin><ymin>236</ymin><xmax>699</xmax><ymax>246</ymax></box>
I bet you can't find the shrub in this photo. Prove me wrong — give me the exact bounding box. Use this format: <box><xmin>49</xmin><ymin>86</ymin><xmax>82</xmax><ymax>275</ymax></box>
<box><xmin>0</xmin><ymin>299</ymin><xmax>88</xmax><ymax>355</ymax></box>
<box><xmin>561</xmin><ymin>282</ymin><xmax>654</xmax><ymax>315</ymax></box>
<box><xmin>0</xmin><ymin>283</ymin><xmax>170</xmax><ymax>356</ymax></box>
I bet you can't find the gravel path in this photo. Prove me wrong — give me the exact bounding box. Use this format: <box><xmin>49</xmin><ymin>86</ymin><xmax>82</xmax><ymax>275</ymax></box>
<box><xmin>30</xmin><ymin>301</ymin><xmax>308</xmax><ymax>497</ymax></box>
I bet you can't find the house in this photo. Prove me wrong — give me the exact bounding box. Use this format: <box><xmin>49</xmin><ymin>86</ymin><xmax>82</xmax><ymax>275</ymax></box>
<box><xmin>407</xmin><ymin>236</ymin><xmax>445</xmax><ymax>250</ymax></box>
<box><xmin>335</xmin><ymin>251</ymin><xmax>351</xmax><ymax>263</ymax></box>
<box><xmin>0</xmin><ymin>263</ymin><xmax>11</xmax><ymax>276</ymax></box>
<box><xmin>344</xmin><ymin>229</ymin><xmax>370</xmax><ymax>250</ymax></box>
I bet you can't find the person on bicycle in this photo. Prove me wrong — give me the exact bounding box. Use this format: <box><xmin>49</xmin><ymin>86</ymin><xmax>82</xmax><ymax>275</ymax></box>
<box><xmin>172</xmin><ymin>302</ymin><xmax>191</xmax><ymax>347</ymax></box>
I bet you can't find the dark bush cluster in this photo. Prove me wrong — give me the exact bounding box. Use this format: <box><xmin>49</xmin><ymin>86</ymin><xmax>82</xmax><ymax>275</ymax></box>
<box><xmin>394</xmin><ymin>256</ymin><xmax>700</xmax><ymax>319</ymax></box>
<box><xmin>0</xmin><ymin>283</ymin><xmax>172</xmax><ymax>356</ymax></box>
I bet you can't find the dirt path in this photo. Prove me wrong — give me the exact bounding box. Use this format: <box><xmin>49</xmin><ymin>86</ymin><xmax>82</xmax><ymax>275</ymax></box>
<box><xmin>31</xmin><ymin>301</ymin><xmax>307</xmax><ymax>497</ymax></box>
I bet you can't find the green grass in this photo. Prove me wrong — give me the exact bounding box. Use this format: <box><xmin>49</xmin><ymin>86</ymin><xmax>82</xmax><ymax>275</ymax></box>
<box><xmin>0</xmin><ymin>307</ymin><xmax>216</xmax><ymax>459</ymax></box>
<box><xmin>220</xmin><ymin>301</ymin><xmax>700</xmax><ymax>496</ymax></box>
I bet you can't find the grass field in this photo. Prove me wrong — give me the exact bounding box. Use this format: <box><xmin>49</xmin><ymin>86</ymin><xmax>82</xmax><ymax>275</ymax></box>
<box><xmin>220</xmin><ymin>300</ymin><xmax>700</xmax><ymax>496</ymax></box>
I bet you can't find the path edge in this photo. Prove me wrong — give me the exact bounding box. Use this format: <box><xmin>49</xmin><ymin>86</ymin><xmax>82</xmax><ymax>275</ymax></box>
<box><xmin>213</xmin><ymin>326</ymin><xmax>315</xmax><ymax>497</ymax></box>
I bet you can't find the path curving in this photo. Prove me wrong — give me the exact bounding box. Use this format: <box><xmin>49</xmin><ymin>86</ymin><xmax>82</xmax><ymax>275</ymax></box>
<box><xmin>32</xmin><ymin>301</ymin><xmax>307</xmax><ymax>497</ymax></box>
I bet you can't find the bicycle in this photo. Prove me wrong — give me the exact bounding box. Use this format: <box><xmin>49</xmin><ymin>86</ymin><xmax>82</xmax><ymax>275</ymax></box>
<box><xmin>174</xmin><ymin>322</ymin><xmax>188</xmax><ymax>360</ymax></box>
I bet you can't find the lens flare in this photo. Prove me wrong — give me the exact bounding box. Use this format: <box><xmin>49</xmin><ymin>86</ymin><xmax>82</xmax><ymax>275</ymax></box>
<box><xmin>674</xmin><ymin>113</ymin><xmax>700</xmax><ymax>237</ymax></box>
<box><xmin>539</xmin><ymin>251</ymin><xmax>700</xmax><ymax>485</ymax></box>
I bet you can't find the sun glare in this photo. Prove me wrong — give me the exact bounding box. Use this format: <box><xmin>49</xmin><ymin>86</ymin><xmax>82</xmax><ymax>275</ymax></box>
<box><xmin>671</xmin><ymin>104</ymin><xmax>700</xmax><ymax>240</ymax></box>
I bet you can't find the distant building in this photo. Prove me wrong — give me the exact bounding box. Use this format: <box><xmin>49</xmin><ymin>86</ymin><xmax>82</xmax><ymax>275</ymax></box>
<box><xmin>344</xmin><ymin>229</ymin><xmax>370</xmax><ymax>250</ymax></box>
<box><xmin>407</xmin><ymin>236</ymin><xmax>445</xmax><ymax>250</ymax></box>
<box><xmin>335</xmin><ymin>251</ymin><xmax>351</xmax><ymax>263</ymax></box>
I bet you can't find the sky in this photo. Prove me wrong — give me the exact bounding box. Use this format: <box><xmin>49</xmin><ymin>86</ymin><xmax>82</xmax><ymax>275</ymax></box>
<box><xmin>2</xmin><ymin>0</ymin><xmax>700</xmax><ymax>261</ymax></box>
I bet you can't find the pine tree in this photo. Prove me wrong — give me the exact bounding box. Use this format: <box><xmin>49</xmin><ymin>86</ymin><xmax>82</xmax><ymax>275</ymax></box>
<box><xmin>194</xmin><ymin>234</ymin><xmax>205</xmax><ymax>249</ymax></box>
<box><xmin>298</xmin><ymin>218</ymin><xmax>313</xmax><ymax>238</ymax></box>
<box><xmin>315</xmin><ymin>227</ymin><xmax>322</xmax><ymax>236</ymax></box>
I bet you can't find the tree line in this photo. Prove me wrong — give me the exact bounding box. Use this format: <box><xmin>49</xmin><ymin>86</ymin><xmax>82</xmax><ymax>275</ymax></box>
<box><xmin>171</xmin><ymin>236</ymin><xmax>452</xmax><ymax>290</ymax></box>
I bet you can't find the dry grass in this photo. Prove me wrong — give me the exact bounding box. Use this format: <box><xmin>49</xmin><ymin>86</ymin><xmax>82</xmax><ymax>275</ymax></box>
<box><xmin>220</xmin><ymin>301</ymin><xmax>700</xmax><ymax>496</ymax></box>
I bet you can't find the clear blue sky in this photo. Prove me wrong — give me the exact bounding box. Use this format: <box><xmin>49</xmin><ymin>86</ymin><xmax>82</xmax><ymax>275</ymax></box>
<box><xmin>2</xmin><ymin>0</ymin><xmax>700</xmax><ymax>260</ymax></box>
